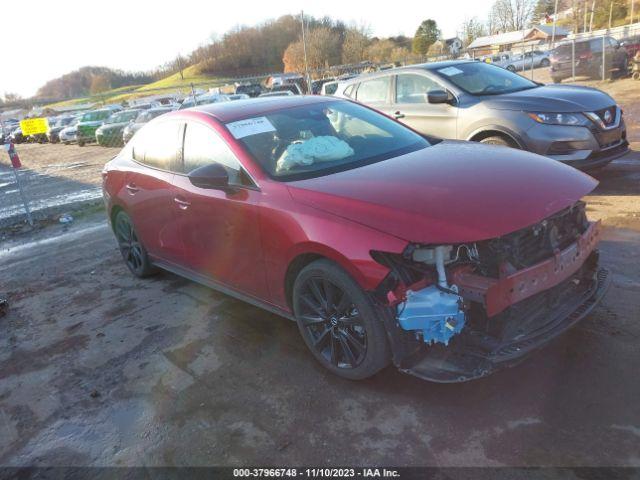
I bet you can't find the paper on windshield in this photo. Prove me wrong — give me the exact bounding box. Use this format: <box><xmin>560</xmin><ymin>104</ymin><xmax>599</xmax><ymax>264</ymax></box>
<box><xmin>438</xmin><ymin>66</ymin><xmax>464</xmax><ymax>77</ymax></box>
<box><xmin>227</xmin><ymin>116</ymin><xmax>276</xmax><ymax>139</ymax></box>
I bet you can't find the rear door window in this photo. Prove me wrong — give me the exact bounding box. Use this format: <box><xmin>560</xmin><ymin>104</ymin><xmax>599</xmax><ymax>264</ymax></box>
<box><xmin>132</xmin><ymin>120</ymin><xmax>182</xmax><ymax>171</ymax></box>
<box><xmin>356</xmin><ymin>77</ymin><xmax>390</xmax><ymax>103</ymax></box>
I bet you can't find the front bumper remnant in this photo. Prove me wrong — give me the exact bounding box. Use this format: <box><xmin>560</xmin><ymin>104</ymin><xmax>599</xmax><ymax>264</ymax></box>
<box><xmin>399</xmin><ymin>266</ymin><xmax>610</xmax><ymax>383</ymax></box>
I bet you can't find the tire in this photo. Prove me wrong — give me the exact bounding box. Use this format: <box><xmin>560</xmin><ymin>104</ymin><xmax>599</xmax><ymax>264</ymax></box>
<box><xmin>633</xmin><ymin>72</ymin><xmax>640</xmax><ymax>81</ymax></box>
<box><xmin>540</xmin><ymin>58</ymin><xmax>550</xmax><ymax>67</ymax></box>
<box><xmin>113</xmin><ymin>211</ymin><xmax>157</xmax><ymax>278</ymax></box>
<box><xmin>506</xmin><ymin>65</ymin><xmax>516</xmax><ymax>72</ymax></box>
<box><xmin>78</xmin><ymin>139</ymin><xmax>85</xmax><ymax>147</ymax></box>
<box><xmin>479</xmin><ymin>135</ymin><xmax>514</xmax><ymax>147</ymax></box>
<box><xmin>292</xmin><ymin>259</ymin><xmax>390</xmax><ymax>380</ymax></box>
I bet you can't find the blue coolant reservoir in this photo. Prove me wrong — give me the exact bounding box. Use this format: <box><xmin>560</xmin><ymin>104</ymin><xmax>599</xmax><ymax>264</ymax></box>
<box><xmin>397</xmin><ymin>285</ymin><xmax>466</xmax><ymax>346</ymax></box>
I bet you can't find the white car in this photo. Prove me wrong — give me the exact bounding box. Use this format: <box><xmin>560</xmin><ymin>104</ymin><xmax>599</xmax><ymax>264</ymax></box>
<box><xmin>258</xmin><ymin>91</ymin><xmax>294</xmax><ymax>98</ymax></box>
<box><xmin>502</xmin><ymin>50</ymin><xmax>551</xmax><ymax>72</ymax></box>
<box><xmin>59</xmin><ymin>121</ymin><xmax>79</xmax><ymax>144</ymax></box>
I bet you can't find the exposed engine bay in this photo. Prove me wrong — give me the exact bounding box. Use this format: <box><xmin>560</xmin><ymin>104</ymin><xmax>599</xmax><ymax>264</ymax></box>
<box><xmin>372</xmin><ymin>201</ymin><xmax>611</xmax><ymax>382</ymax></box>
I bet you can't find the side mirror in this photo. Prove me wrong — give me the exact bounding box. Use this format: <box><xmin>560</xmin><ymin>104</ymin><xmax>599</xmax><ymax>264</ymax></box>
<box><xmin>427</xmin><ymin>90</ymin><xmax>450</xmax><ymax>104</ymax></box>
<box><xmin>188</xmin><ymin>163</ymin><xmax>229</xmax><ymax>190</ymax></box>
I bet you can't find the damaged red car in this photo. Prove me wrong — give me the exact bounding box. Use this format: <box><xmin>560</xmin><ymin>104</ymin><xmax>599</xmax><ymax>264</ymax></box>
<box><xmin>102</xmin><ymin>96</ymin><xmax>610</xmax><ymax>382</ymax></box>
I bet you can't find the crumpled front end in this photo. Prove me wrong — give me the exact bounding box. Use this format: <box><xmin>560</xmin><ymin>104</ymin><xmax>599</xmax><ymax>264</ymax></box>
<box><xmin>372</xmin><ymin>201</ymin><xmax>611</xmax><ymax>383</ymax></box>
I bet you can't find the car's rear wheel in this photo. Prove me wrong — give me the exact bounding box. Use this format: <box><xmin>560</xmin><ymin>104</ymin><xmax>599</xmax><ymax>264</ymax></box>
<box><xmin>540</xmin><ymin>58</ymin><xmax>550</xmax><ymax>67</ymax></box>
<box><xmin>479</xmin><ymin>135</ymin><xmax>514</xmax><ymax>147</ymax></box>
<box><xmin>506</xmin><ymin>65</ymin><xmax>516</xmax><ymax>72</ymax></box>
<box><xmin>114</xmin><ymin>211</ymin><xmax>156</xmax><ymax>278</ymax></box>
<box><xmin>293</xmin><ymin>259</ymin><xmax>390</xmax><ymax>380</ymax></box>
<box><xmin>78</xmin><ymin>139</ymin><xmax>85</xmax><ymax>147</ymax></box>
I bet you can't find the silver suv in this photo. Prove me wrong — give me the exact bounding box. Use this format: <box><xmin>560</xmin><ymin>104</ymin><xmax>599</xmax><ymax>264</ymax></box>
<box><xmin>335</xmin><ymin>60</ymin><xmax>628</xmax><ymax>170</ymax></box>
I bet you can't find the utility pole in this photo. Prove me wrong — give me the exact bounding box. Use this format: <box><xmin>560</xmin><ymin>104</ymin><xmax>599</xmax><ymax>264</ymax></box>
<box><xmin>589</xmin><ymin>0</ymin><xmax>596</xmax><ymax>31</ymax></box>
<box><xmin>609</xmin><ymin>0</ymin><xmax>614</xmax><ymax>29</ymax></box>
<box><xmin>300</xmin><ymin>10</ymin><xmax>312</xmax><ymax>95</ymax></box>
<box><xmin>551</xmin><ymin>0</ymin><xmax>560</xmax><ymax>47</ymax></box>
<box><xmin>631</xmin><ymin>0</ymin><xmax>635</xmax><ymax>24</ymax></box>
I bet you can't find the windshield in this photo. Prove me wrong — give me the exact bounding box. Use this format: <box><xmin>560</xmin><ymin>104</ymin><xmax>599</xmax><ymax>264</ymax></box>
<box><xmin>137</xmin><ymin>109</ymin><xmax>170</xmax><ymax>123</ymax></box>
<box><xmin>433</xmin><ymin>62</ymin><xmax>539</xmax><ymax>95</ymax></box>
<box><xmin>80</xmin><ymin>111</ymin><xmax>111</xmax><ymax>122</ymax></box>
<box><xmin>231</xmin><ymin>100</ymin><xmax>429</xmax><ymax>181</ymax></box>
<box><xmin>106</xmin><ymin>110</ymin><xmax>139</xmax><ymax>124</ymax></box>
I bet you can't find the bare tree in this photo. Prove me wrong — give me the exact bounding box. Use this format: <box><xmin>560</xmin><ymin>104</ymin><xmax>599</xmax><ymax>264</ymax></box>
<box><xmin>489</xmin><ymin>0</ymin><xmax>537</xmax><ymax>32</ymax></box>
<box><xmin>461</xmin><ymin>17</ymin><xmax>487</xmax><ymax>45</ymax></box>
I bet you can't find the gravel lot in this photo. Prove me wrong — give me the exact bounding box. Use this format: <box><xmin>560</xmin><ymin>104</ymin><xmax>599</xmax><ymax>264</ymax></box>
<box><xmin>1</xmin><ymin>80</ymin><xmax>639</xmax><ymax>468</ymax></box>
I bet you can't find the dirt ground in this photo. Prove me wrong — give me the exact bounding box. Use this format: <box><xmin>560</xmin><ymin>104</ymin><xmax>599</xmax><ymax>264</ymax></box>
<box><xmin>0</xmin><ymin>78</ymin><xmax>639</xmax><ymax>468</ymax></box>
<box><xmin>0</xmin><ymin>144</ymin><xmax>118</xmax><ymax>229</ymax></box>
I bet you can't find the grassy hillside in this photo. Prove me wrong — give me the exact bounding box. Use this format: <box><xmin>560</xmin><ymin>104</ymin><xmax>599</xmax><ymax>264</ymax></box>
<box><xmin>43</xmin><ymin>64</ymin><xmax>230</xmax><ymax>109</ymax></box>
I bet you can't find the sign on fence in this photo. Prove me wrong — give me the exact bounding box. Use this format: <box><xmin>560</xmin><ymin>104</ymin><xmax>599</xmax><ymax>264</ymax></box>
<box><xmin>19</xmin><ymin>117</ymin><xmax>49</xmax><ymax>136</ymax></box>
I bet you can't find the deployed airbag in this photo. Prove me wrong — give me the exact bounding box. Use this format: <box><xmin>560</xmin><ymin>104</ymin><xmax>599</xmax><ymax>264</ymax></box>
<box><xmin>276</xmin><ymin>136</ymin><xmax>354</xmax><ymax>172</ymax></box>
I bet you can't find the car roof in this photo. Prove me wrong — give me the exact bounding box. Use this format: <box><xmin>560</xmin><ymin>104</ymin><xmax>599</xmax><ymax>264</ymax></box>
<box><xmin>190</xmin><ymin>95</ymin><xmax>336</xmax><ymax>123</ymax></box>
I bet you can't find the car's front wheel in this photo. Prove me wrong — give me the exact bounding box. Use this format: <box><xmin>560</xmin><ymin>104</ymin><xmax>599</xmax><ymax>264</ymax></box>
<box><xmin>479</xmin><ymin>135</ymin><xmax>513</xmax><ymax>147</ymax></box>
<box><xmin>114</xmin><ymin>210</ymin><xmax>156</xmax><ymax>278</ymax></box>
<box><xmin>293</xmin><ymin>259</ymin><xmax>390</xmax><ymax>380</ymax></box>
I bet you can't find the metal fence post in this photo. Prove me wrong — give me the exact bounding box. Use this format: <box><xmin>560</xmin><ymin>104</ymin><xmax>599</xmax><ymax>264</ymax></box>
<box><xmin>602</xmin><ymin>35</ymin><xmax>606</xmax><ymax>81</ymax></box>
<box><xmin>572</xmin><ymin>39</ymin><xmax>576</xmax><ymax>81</ymax></box>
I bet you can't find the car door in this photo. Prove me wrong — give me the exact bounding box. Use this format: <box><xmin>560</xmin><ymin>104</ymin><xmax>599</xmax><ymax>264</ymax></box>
<box><xmin>354</xmin><ymin>75</ymin><xmax>392</xmax><ymax>114</ymax></box>
<box><xmin>390</xmin><ymin>72</ymin><xmax>458</xmax><ymax>139</ymax></box>
<box><xmin>171</xmin><ymin>120</ymin><xmax>269</xmax><ymax>299</ymax></box>
<box><xmin>124</xmin><ymin>119</ymin><xmax>185</xmax><ymax>264</ymax></box>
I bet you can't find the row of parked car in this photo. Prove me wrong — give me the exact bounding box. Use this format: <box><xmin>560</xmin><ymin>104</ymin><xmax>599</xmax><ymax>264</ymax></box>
<box><xmin>482</xmin><ymin>35</ymin><xmax>640</xmax><ymax>82</ymax></box>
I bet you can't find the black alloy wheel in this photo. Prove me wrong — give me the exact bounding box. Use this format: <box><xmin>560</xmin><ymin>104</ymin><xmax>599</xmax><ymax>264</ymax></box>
<box><xmin>114</xmin><ymin>211</ymin><xmax>155</xmax><ymax>277</ymax></box>
<box><xmin>293</xmin><ymin>259</ymin><xmax>390</xmax><ymax>380</ymax></box>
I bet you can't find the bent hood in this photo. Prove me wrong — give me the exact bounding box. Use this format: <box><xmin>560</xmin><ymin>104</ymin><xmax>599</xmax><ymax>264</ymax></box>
<box><xmin>287</xmin><ymin>141</ymin><xmax>597</xmax><ymax>244</ymax></box>
<box><xmin>484</xmin><ymin>84</ymin><xmax>615</xmax><ymax>112</ymax></box>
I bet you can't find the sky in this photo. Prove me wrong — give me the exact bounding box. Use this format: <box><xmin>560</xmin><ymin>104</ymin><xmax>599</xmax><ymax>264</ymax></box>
<box><xmin>1</xmin><ymin>0</ymin><xmax>494</xmax><ymax>98</ymax></box>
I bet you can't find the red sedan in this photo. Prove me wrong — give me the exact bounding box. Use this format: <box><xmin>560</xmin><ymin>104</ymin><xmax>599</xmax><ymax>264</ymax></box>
<box><xmin>102</xmin><ymin>96</ymin><xmax>610</xmax><ymax>383</ymax></box>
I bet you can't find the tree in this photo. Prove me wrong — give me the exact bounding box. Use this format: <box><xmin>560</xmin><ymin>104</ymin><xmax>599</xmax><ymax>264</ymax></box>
<box><xmin>489</xmin><ymin>0</ymin><xmax>536</xmax><ymax>32</ymax></box>
<box><xmin>412</xmin><ymin>19</ymin><xmax>440</xmax><ymax>55</ymax></box>
<box><xmin>461</xmin><ymin>17</ymin><xmax>487</xmax><ymax>46</ymax></box>
<box><xmin>342</xmin><ymin>25</ymin><xmax>371</xmax><ymax>64</ymax></box>
<box><xmin>534</xmin><ymin>0</ymin><xmax>556</xmax><ymax>21</ymax></box>
<box><xmin>90</xmin><ymin>74</ymin><xmax>111</xmax><ymax>95</ymax></box>
<box><xmin>282</xmin><ymin>27</ymin><xmax>342</xmax><ymax>73</ymax></box>
<box><xmin>3</xmin><ymin>92</ymin><xmax>22</xmax><ymax>102</ymax></box>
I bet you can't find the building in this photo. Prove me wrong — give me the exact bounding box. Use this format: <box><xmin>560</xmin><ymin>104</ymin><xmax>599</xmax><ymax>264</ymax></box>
<box><xmin>468</xmin><ymin>25</ymin><xmax>570</xmax><ymax>56</ymax></box>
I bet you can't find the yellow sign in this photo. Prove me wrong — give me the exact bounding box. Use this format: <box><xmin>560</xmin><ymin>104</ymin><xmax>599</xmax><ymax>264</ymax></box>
<box><xmin>20</xmin><ymin>118</ymin><xmax>50</xmax><ymax>136</ymax></box>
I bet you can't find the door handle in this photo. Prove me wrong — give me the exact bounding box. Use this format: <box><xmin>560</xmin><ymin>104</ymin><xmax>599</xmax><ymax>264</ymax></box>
<box><xmin>394</xmin><ymin>111</ymin><xmax>405</xmax><ymax>119</ymax></box>
<box><xmin>125</xmin><ymin>183</ymin><xmax>139</xmax><ymax>194</ymax></box>
<box><xmin>174</xmin><ymin>197</ymin><xmax>191</xmax><ymax>210</ymax></box>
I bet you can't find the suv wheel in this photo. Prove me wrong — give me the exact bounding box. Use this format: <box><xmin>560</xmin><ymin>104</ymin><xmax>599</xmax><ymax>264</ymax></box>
<box><xmin>293</xmin><ymin>259</ymin><xmax>390</xmax><ymax>380</ymax></box>
<box><xmin>479</xmin><ymin>135</ymin><xmax>514</xmax><ymax>147</ymax></box>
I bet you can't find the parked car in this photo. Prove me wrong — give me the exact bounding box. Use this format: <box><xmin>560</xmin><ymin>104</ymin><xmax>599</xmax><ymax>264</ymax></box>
<box><xmin>47</xmin><ymin>116</ymin><xmax>76</xmax><ymax>143</ymax></box>
<box><xmin>95</xmin><ymin>109</ymin><xmax>142</xmax><ymax>147</ymax></box>
<box><xmin>103</xmin><ymin>95</ymin><xmax>609</xmax><ymax>383</ymax></box>
<box><xmin>77</xmin><ymin>109</ymin><xmax>115</xmax><ymax>146</ymax></box>
<box><xmin>620</xmin><ymin>35</ymin><xmax>640</xmax><ymax>59</ymax></box>
<box><xmin>550</xmin><ymin>36</ymin><xmax>629</xmax><ymax>82</ymax></box>
<box><xmin>258</xmin><ymin>90</ymin><xmax>294</xmax><ymax>98</ymax></box>
<box><xmin>335</xmin><ymin>60</ymin><xmax>628</xmax><ymax>170</ymax></box>
<box><xmin>235</xmin><ymin>83</ymin><xmax>263</xmax><ymax>97</ymax></box>
<box><xmin>122</xmin><ymin>107</ymin><xmax>172</xmax><ymax>144</ymax></box>
<box><xmin>311</xmin><ymin>78</ymin><xmax>334</xmax><ymax>94</ymax></box>
<box><xmin>269</xmin><ymin>84</ymin><xmax>303</xmax><ymax>95</ymax></box>
<box><xmin>320</xmin><ymin>81</ymin><xmax>340</xmax><ymax>96</ymax></box>
<box><xmin>502</xmin><ymin>50</ymin><xmax>551</xmax><ymax>71</ymax></box>
<box><xmin>59</xmin><ymin>121</ymin><xmax>79</xmax><ymax>144</ymax></box>
<box><xmin>226</xmin><ymin>94</ymin><xmax>250</xmax><ymax>101</ymax></box>
<box><xmin>9</xmin><ymin>126</ymin><xmax>25</xmax><ymax>144</ymax></box>
<box><xmin>178</xmin><ymin>93</ymin><xmax>229</xmax><ymax>110</ymax></box>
